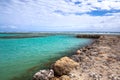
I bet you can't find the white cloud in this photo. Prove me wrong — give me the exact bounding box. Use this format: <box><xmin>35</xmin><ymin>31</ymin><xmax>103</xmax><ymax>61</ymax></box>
<box><xmin>10</xmin><ymin>25</ymin><xmax>17</xmax><ymax>29</ymax></box>
<box><xmin>0</xmin><ymin>0</ymin><xmax>120</xmax><ymax>31</ymax></box>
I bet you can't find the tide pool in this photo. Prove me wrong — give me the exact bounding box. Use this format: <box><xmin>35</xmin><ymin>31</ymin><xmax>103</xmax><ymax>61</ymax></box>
<box><xmin>0</xmin><ymin>34</ymin><xmax>92</xmax><ymax>80</ymax></box>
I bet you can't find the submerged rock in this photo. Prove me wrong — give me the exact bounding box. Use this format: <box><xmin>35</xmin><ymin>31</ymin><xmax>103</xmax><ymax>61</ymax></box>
<box><xmin>33</xmin><ymin>69</ymin><xmax>54</xmax><ymax>80</ymax></box>
<box><xmin>52</xmin><ymin>57</ymin><xmax>79</xmax><ymax>76</ymax></box>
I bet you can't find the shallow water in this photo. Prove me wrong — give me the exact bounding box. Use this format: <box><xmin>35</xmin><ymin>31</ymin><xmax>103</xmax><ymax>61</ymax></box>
<box><xmin>0</xmin><ymin>34</ymin><xmax>92</xmax><ymax>80</ymax></box>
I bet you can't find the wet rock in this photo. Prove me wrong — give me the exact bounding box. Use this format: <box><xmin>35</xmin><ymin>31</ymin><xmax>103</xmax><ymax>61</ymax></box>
<box><xmin>53</xmin><ymin>57</ymin><xmax>79</xmax><ymax>76</ymax></box>
<box><xmin>33</xmin><ymin>69</ymin><xmax>54</xmax><ymax>80</ymax></box>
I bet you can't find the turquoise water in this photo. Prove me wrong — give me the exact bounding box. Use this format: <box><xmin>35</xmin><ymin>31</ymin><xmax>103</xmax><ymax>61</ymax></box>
<box><xmin>0</xmin><ymin>34</ymin><xmax>92</xmax><ymax>80</ymax></box>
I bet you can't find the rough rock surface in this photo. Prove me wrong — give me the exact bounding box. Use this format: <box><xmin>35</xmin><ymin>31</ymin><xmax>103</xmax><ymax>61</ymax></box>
<box><xmin>33</xmin><ymin>35</ymin><xmax>120</xmax><ymax>80</ymax></box>
<box><xmin>52</xmin><ymin>57</ymin><xmax>79</xmax><ymax>76</ymax></box>
<box><xmin>50</xmin><ymin>77</ymin><xmax>60</xmax><ymax>80</ymax></box>
<box><xmin>33</xmin><ymin>69</ymin><xmax>54</xmax><ymax>80</ymax></box>
<box><xmin>59</xmin><ymin>75</ymin><xmax>70</xmax><ymax>80</ymax></box>
<box><xmin>50</xmin><ymin>75</ymin><xmax>70</xmax><ymax>80</ymax></box>
<box><xmin>69</xmin><ymin>36</ymin><xmax>120</xmax><ymax>80</ymax></box>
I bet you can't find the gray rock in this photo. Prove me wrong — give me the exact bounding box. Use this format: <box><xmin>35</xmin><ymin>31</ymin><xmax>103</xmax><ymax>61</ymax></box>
<box><xmin>71</xmin><ymin>55</ymin><xmax>84</xmax><ymax>62</ymax></box>
<box><xmin>90</xmin><ymin>52</ymin><xmax>98</xmax><ymax>56</ymax></box>
<box><xmin>33</xmin><ymin>69</ymin><xmax>54</xmax><ymax>80</ymax></box>
<box><xmin>89</xmin><ymin>73</ymin><xmax>102</xmax><ymax>80</ymax></box>
<box><xmin>108</xmin><ymin>74</ymin><xmax>120</xmax><ymax>80</ymax></box>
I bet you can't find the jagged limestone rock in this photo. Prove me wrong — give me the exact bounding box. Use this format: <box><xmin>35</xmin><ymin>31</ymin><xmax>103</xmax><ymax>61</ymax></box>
<box><xmin>53</xmin><ymin>57</ymin><xmax>79</xmax><ymax>76</ymax></box>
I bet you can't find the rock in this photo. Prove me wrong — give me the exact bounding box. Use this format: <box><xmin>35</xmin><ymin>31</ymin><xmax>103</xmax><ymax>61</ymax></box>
<box><xmin>99</xmin><ymin>54</ymin><xmax>108</xmax><ymax>59</ymax></box>
<box><xmin>71</xmin><ymin>55</ymin><xmax>84</xmax><ymax>62</ymax></box>
<box><xmin>89</xmin><ymin>73</ymin><xmax>102</xmax><ymax>80</ymax></box>
<box><xmin>108</xmin><ymin>74</ymin><xmax>120</xmax><ymax>80</ymax></box>
<box><xmin>50</xmin><ymin>77</ymin><xmax>60</xmax><ymax>80</ymax></box>
<box><xmin>99</xmin><ymin>36</ymin><xmax>104</xmax><ymax>40</ymax></box>
<box><xmin>50</xmin><ymin>75</ymin><xmax>70</xmax><ymax>80</ymax></box>
<box><xmin>116</xmin><ymin>56</ymin><xmax>120</xmax><ymax>61</ymax></box>
<box><xmin>95</xmin><ymin>57</ymin><xmax>101</xmax><ymax>61</ymax></box>
<box><xmin>76</xmin><ymin>50</ymin><xmax>81</xmax><ymax>55</ymax></box>
<box><xmin>53</xmin><ymin>57</ymin><xmax>79</xmax><ymax>76</ymax></box>
<box><xmin>82</xmin><ymin>47</ymin><xmax>87</xmax><ymax>52</ymax></box>
<box><xmin>98</xmin><ymin>51</ymin><xmax>105</xmax><ymax>54</ymax></box>
<box><xmin>33</xmin><ymin>69</ymin><xmax>54</xmax><ymax>80</ymax></box>
<box><xmin>106</xmin><ymin>57</ymin><xmax>116</xmax><ymax>62</ymax></box>
<box><xmin>59</xmin><ymin>75</ymin><xmax>70</xmax><ymax>80</ymax></box>
<box><xmin>90</xmin><ymin>52</ymin><xmax>98</xmax><ymax>56</ymax></box>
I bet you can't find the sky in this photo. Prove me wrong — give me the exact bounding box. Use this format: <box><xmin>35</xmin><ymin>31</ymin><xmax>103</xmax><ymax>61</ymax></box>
<box><xmin>0</xmin><ymin>0</ymin><xmax>120</xmax><ymax>32</ymax></box>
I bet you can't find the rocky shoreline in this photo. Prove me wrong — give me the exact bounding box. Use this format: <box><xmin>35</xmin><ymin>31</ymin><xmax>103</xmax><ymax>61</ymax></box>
<box><xmin>33</xmin><ymin>35</ymin><xmax>120</xmax><ymax>80</ymax></box>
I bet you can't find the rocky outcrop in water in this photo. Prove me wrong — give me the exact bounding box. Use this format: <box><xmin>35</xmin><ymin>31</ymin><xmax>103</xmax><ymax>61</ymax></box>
<box><xmin>76</xmin><ymin>34</ymin><xmax>100</xmax><ymax>38</ymax></box>
<box><xmin>52</xmin><ymin>57</ymin><xmax>79</xmax><ymax>76</ymax></box>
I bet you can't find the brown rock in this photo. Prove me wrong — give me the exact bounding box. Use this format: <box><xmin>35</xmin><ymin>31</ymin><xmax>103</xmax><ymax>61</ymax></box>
<box><xmin>98</xmin><ymin>51</ymin><xmax>105</xmax><ymax>54</ymax></box>
<box><xmin>99</xmin><ymin>36</ymin><xmax>104</xmax><ymax>39</ymax></box>
<box><xmin>99</xmin><ymin>54</ymin><xmax>108</xmax><ymax>59</ymax></box>
<box><xmin>76</xmin><ymin>50</ymin><xmax>81</xmax><ymax>55</ymax></box>
<box><xmin>95</xmin><ymin>57</ymin><xmax>101</xmax><ymax>61</ymax></box>
<box><xmin>59</xmin><ymin>75</ymin><xmax>70</xmax><ymax>80</ymax></box>
<box><xmin>50</xmin><ymin>77</ymin><xmax>59</xmax><ymax>80</ymax></box>
<box><xmin>53</xmin><ymin>57</ymin><xmax>79</xmax><ymax>76</ymax></box>
<box><xmin>50</xmin><ymin>75</ymin><xmax>70</xmax><ymax>80</ymax></box>
<box><xmin>106</xmin><ymin>57</ymin><xmax>116</xmax><ymax>62</ymax></box>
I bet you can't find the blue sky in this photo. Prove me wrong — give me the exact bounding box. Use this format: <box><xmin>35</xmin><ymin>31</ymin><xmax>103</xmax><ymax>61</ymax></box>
<box><xmin>0</xmin><ymin>0</ymin><xmax>120</xmax><ymax>32</ymax></box>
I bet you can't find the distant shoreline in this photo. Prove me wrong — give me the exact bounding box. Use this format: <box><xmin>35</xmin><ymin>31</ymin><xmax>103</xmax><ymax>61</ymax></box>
<box><xmin>0</xmin><ymin>33</ymin><xmax>120</xmax><ymax>39</ymax></box>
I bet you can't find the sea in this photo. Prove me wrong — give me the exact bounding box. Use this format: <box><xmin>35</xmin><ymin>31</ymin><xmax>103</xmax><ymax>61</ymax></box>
<box><xmin>0</xmin><ymin>32</ymin><xmax>97</xmax><ymax>80</ymax></box>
